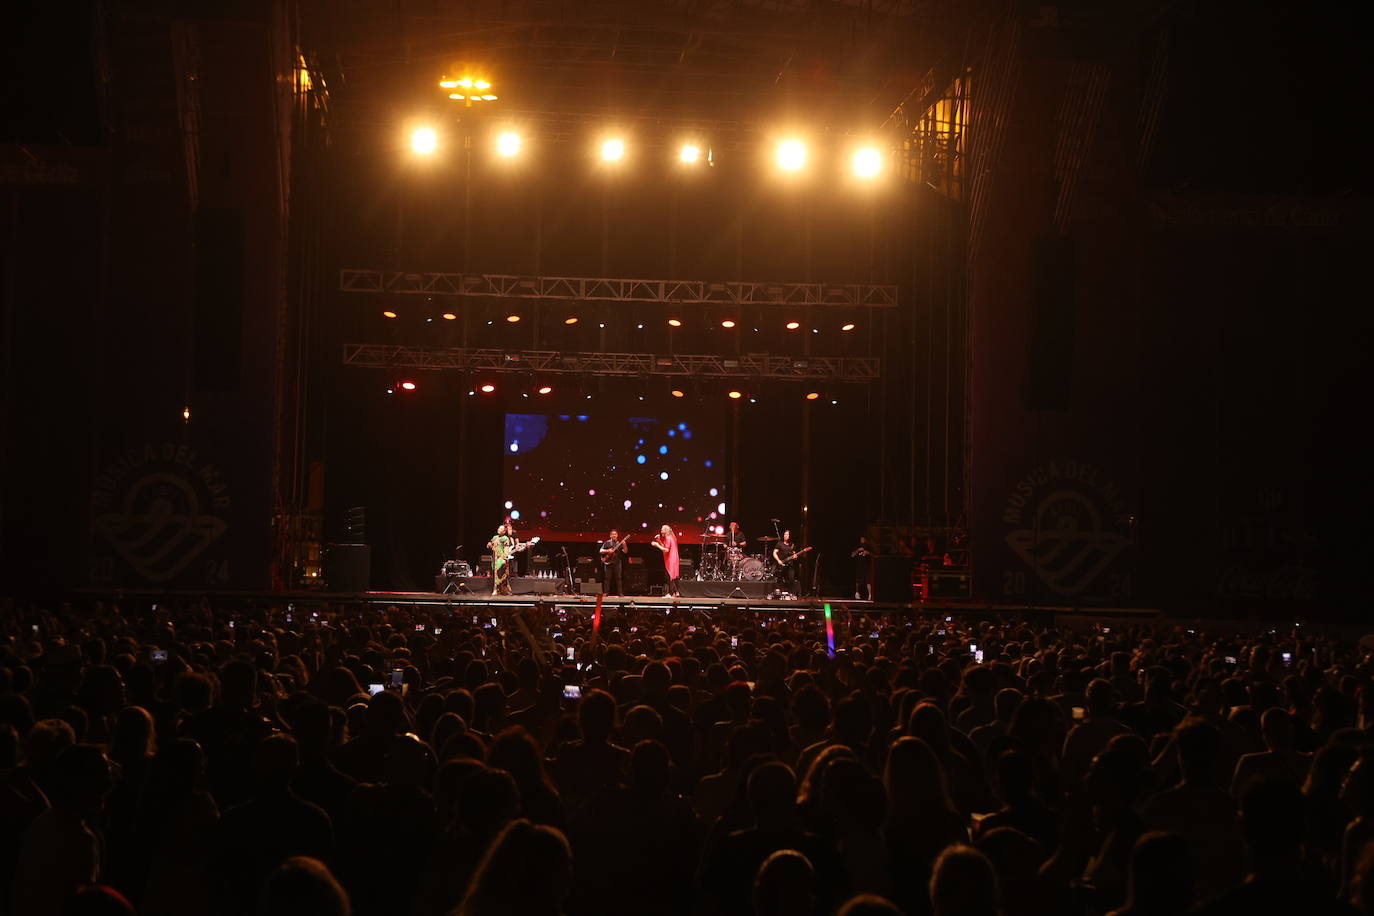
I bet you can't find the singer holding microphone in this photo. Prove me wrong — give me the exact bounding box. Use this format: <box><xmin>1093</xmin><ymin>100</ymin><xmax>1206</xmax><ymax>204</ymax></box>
<box><xmin>651</xmin><ymin>524</ymin><xmax>681</xmax><ymax>597</ymax></box>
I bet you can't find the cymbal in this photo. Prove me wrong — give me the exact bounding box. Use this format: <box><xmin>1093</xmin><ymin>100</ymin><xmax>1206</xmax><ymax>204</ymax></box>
<box><xmin>758</xmin><ymin>535</ymin><xmax>778</xmax><ymax>542</ymax></box>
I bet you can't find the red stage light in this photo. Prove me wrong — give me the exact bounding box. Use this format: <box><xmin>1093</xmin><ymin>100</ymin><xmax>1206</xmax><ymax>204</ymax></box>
<box><xmin>480</xmin><ymin>383</ymin><xmax>496</xmax><ymax>393</ymax></box>
<box><xmin>537</xmin><ymin>385</ymin><xmax>553</xmax><ymax>395</ymax></box>
<box><xmin>400</xmin><ymin>381</ymin><xmax>417</xmax><ymax>391</ymax></box>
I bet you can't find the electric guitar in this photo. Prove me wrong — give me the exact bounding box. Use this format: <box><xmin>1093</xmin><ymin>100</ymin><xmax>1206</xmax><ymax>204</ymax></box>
<box><xmin>599</xmin><ymin>534</ymin><xmax>631</xmax><ymax>559</ymax></box>
<box><xmin>513</xmin><ymin>536</ymin><xmax>541</xmax><ymax>553</ymax></box>
<box><xmin>777</xmin><ymin>545</ymin><xmax>814</xmax><ymax>565</ymax></box>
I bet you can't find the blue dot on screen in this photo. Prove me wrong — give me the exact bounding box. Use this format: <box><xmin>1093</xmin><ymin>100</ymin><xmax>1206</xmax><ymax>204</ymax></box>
<box><xmin>659</xmin><ymin>445</ymin><xmax>668</xmax><ymax>455</ymax></box>
<box><xmin>659</xmin><ymin>471</ymin><xmax>669</xmax><ymax>480</ymax></box>
<box><xmin>668</xmin><ymin>429</ymin><xmax>676</xmax><ymax>437</ymax></box>
<box><xmin>683</xmin><ymin>431</ymin><xmax>693</xmax><ymax>439</ymax></box>
<box><xmin>636</xmin><ymin>455</ymin><xmax>646</xmax><ymax>465</ymax></box>
<box><xmin>678</xmin><ymin>423</ymin><xmax>687</xmax><ymax>431</ymax></box>
<box><xmin>705</xmin><ymin>460</ymin><xmax>713</xmax><ymax>468</ymax></box>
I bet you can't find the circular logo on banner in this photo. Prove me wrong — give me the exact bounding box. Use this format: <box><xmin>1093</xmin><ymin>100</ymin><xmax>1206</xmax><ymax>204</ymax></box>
<box><xmin>1002</xmin><ymin>461</ymin><xmax>1131</xmax><ymax>599</ymax></box>
<box><xmin>91</xmin><ymin>443</ymin><xmax>230</xmax><ymax>583</ymax></box>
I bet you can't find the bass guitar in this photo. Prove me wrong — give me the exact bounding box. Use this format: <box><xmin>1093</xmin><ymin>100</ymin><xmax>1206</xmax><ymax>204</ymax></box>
<box><xmin>778</xmin><ymin>545</ymin><xmax>814</xmax><ymax>565</ymax></box>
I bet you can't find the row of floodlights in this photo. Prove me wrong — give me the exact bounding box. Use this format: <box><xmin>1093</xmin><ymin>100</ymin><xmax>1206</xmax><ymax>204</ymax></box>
<box><xmin>381</xmin><ymin>310</ymin><xmax>858</xmax><ymax>333</ymax></box>
<box><xmin>409</xmin><ymin>127</ymin><xmax>887</xmax><ymax>178</ymax></box>
<box><xmin>386</xmin><ymin>379</ymin><xmax>839</xmax><ymax>403</ymax></box>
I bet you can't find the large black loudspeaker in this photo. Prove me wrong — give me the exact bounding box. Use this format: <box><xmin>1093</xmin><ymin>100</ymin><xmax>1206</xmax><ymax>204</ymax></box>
<box><xmin>1023</xmin><ymin>234</ymin><xmax>1077</xmax><ymax>410</ymax></box>
<box><xmin>324</xmin><ymin>544</ymin><xmax>371</xmax><ymax>592</ymax></box>
<box><xmin>193</xmin><ymin>209</ymin><xmax>245</xmax><ymax>391</ymax></box>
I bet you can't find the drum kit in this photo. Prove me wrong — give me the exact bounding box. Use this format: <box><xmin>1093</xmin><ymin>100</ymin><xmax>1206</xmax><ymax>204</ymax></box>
<box><xmin>696</xmin><ymin>531</ymin><xmax>776</xmax><ymax>581</ymax></box>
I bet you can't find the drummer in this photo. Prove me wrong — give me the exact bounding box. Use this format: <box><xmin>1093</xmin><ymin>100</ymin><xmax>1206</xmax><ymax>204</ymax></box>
<box><xmin>726</xmin><ymin>521</ymin><xmax>747</xmax><ymax>550</ymax></box>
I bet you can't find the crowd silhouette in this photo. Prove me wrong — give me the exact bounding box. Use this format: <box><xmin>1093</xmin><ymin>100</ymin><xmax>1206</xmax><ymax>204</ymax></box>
<box><xmin>1</xmin><ymin>600</ymin><xmax>1371</xmax><ymax>916</ymax></box>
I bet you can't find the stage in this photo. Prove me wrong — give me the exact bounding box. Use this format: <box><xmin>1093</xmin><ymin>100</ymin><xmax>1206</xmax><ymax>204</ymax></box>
<box><xmin>435</xmin><ymin>575</ymin><xmax>777</xmax><ymax>600</ymax></box>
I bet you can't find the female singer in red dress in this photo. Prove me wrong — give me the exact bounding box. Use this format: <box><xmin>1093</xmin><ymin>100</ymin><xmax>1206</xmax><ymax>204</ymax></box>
<box><xmin>651</xmin><ymin>524</ymin><xmax>680</xmax><ymax>597</ymax></box>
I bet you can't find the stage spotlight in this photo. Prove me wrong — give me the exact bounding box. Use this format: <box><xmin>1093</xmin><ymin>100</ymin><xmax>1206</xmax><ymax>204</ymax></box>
<box><xmin>439</xmin><ymin>79</ymin><xmax>458</xmax><ymax>89</ymax></box>
<box><xmin>411</xmin><ymin>127</ymin><xmax>438</xmax><ymax>155</ymax></box>
<box><xmin>668</xmin><ymin>318</ymin><xmax>682</xmax><ymax>328</ymax></box>
<box><xmin>776</xmin><ymin>139</ymin><xmax>806</xmax><ymax>172</ymax></box>
<box><xmin>479</xmin><ymin>383</ymin><xmax>496</xmax><ymax>393</ymax></box>
<box><xmin>806</xmin><ymin>391</ymin><xmax>821</xmax><ymax>400</ymax></box>
<box><xmin>442</xmin><ymin>312</ymin><xmax>457</xmax><ymax>321</ymax></box>
<box><xmin>720</xmin><ymin>319</ymin><xmax>737</xmax><ymax>329</ymax></box>
<box><xmin>506</xmin><ymin>314</ymin><xmax>522</xmax><ymax>323</ymax></box>
<box><xmin>785</xmin><ymin>320</ymin><xmax>801</xmax><ymax>330</ymax></box>
<box><xmin>537</xmin><ymin>385</ymin><xmax>553</xmax><ymax>395</ymax></box>
<box><xmin>679</xmin><ymin>143</ymin><xmax>701</xmax><ymax>164</ymax></box>
<box><xmin>601</xmin><ymin>138</ymin><xmax>625</xmax><ymax>161</ymax></box>
<box><xmin>182</xmin><ymin>406</ymin><xmax>191</xmax><ymax>422</ymax></box>
<box><xmin>448</xmin><ymin>94</ymin><xmax>466</xmax><ymax>101</ymax></box>
<box><xmin>841</xmin><ymin>322</ymin><xmax>856</xmax><ymax>332</ymax></box>
<box><xmin>496</xmin><ymin>132</ymin><xmax>521</xmax><ymax>157</ymax></box>
<box><xmin>474</xmin><ymin>80</ymin><xmax>491</xmax><ymax>90</ymax></box>
<box><xmin>400</xmin><ymin>381</ymin><xmax>417</xmax><ymax>391</ymax></box>
<box><xmin>852</xmin><ymin>146</ymin><xmax>883</xmax><ymax>178</ymax></box>
<box><xmin>727</xmin><ymin>390</ymin><xmax>743</xmax><ymax>400</ymax></box>
<box><xmin>670</xmin><ymin>389</ymin><xmax>686</xmax><ymax>398</ymax></box>
<box><xmin>563</xmin><ymin>316</ymin><xmax>579</xmax><ymax>325</ymax></box>
<box><xmin>382</xmin><ymin>310</ymin><xmax>397</xmax><ymax>319</ymax></box>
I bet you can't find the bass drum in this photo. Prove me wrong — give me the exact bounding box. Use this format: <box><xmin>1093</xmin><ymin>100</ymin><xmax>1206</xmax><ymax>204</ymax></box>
<box><xmin>737</xmin><ymin>557</ymin><xmax>767</xmax><ymax>581</ymax></box>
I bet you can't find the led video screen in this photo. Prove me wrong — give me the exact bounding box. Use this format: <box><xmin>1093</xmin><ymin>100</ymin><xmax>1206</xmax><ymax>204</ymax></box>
<box><xmin>502</xmin><ymin>411</ymin><xmax>727</xmax><ymax>541</ymax></box>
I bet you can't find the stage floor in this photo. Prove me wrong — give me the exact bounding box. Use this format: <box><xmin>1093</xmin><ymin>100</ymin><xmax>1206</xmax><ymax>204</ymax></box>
<box><xmin>434</xmin><ymin>575</ymin><xmax>781</xmax><ymax>601</ymax></box>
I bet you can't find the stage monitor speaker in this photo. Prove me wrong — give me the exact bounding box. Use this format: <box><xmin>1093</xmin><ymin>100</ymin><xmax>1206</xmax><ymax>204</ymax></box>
<box><xmin>625</xmin><ymin>566</ymin><xmax>647</xmax><ymax>595</ymax></box>
<box><xmin>578</xmin><ymin>580</ymin><xmax>603</xmax><ymax>595</ymax></box>
<box><xmin>324</xmin><ymin>544</ymin><xmax>371</xmax><ymax>592</ymax></box>
<box><xmin>1023</xmin><ymin>234</ymin><xmax>1078</xmax><ymax>410</ymax></box>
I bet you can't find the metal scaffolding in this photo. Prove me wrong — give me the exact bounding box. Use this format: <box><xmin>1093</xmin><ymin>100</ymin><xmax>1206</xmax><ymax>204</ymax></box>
<box><xmin>340</xmin><ymin>270</ymin><xmax>898</xmax><ymax>308</ymax></box>
<box><xmin>343</xmin><ymin>344</ymin><xmax>880</xmax><ymax>382</ymax></box>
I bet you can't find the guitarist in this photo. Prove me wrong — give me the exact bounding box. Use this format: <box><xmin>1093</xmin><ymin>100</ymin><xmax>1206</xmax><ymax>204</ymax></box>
<box><xmin>772</xmin><ymin>529</ymin><xmax>809</xmax><ymax>596</ymax></box>
<box><xmin>599</xmin><ymin>528</ymin><xmax>629</xmax><ymax>596</ymax></box>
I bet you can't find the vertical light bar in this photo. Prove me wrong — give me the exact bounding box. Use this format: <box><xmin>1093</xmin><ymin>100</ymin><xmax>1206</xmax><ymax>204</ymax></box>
<box><xmin>824</xmin><ymin>603</ymin><xmax>835</xmax><ymax>658</ymax></box>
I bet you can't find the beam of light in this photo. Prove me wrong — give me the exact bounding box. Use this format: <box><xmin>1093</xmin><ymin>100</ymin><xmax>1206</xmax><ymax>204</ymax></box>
<box><xmin>593</xmin><ymin>594</ymin><xmax>604</xmax><ymax>637</ymax></box>
<box><xmin>776</xmin><ymin>139</ymin><xmax>806</xmax><ymax>172</ymax></box>
<box><xmin>852</xmin><ymin>146</ymin><xmax>883</xmax><ymax>178</ymax></box>
<box><xmin>679</xmin><ymin>143</ymin><xmax>701</xmax><ymax>164</ymax></box>
<box><xmin>410</xmin><ymin>127</ymin><xmax>438</xmax><ymax>155</ymax></box>
<box><xmin>601</xmin><ymin>138</ymin><xmax>625</xmax><ymax>161</ymax></box>
<box><xmin>496</xmin><ymin>132</ymin><xmax>521</xmax><ymax>157</ymax></box>
<box><xmin>824</xmin><ymin>603</ymin><xmax>835</xmax><ymax>657</ymax></box>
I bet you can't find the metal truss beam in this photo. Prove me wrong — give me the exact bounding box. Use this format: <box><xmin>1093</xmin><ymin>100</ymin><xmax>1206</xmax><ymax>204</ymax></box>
<box><xmin>343</xmin><ymin>344</ymin><xmax>879</xmax><ymax>382</ymax></box>
<box><xmin>340</xmin><ymin>270</ymin><xmax>897</xmax><ymax>308</ymax></box>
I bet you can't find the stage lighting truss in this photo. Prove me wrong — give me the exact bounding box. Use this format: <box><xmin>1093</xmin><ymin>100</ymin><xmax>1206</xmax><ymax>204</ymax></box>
<box><xmin>343</xmin><ymin>345</ymin><xmax>879</xmax><ymax>383</ymax></box>
<box><xmin>340</xmin><ymin>270</ymin><xmax>897</xmax><ymax>309</ymax></box>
